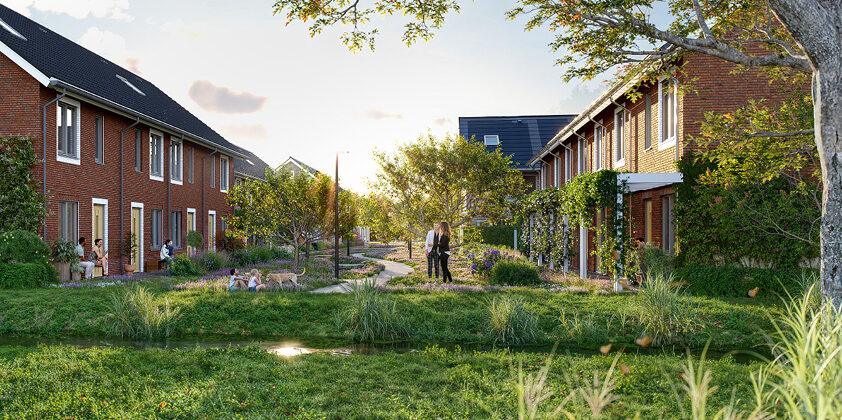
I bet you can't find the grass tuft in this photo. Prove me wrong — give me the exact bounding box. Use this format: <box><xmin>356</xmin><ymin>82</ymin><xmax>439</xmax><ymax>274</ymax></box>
<box><xmin>334</xmin><ymin>279</ymin><xmax>408</xmax><ymax>342</ymax></box>
<box><xmin>637</xmin><ymin>272</ymin><xmax>702</xmax><ymax>344</ymax></box>
<box><xmin>106</xmin><ymin>285</ymin><xmax>180</xmax><ymax>339</ymax></box>
<box><xmin>486</xmin><ymin>296</ymin><xmax>540</xmax><ymax>345</ymax></box>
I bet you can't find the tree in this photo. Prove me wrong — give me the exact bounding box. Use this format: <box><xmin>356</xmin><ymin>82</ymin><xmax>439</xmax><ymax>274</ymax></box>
<box><xmin>273</xmin><ymin>0</ymin><xmax>842</xmax><ymax>304</ymax></box>
<box><xmin>359</xmin><ymin>193</ymin><xmax>403</xmax><ymax>243</ymax></box>
<box><xmin>372</xmin><ymin>133</ymin><xmax>525</xmax><ymax>238</ymax></box>
<box><xmin>226</xmin><ymin>169</ymin><xmax>323</xmax><ymax>271</ymax></box>
<box><xmin>0</xmin><ymin>137</ymin><xmax>46</xmax><ymax>234</ymax></box>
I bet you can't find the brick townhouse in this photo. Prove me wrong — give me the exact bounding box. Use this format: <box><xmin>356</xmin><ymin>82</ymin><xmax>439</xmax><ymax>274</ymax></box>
<box><xmin>0</xmin><ymin>4</ymin><xmax>255</xmax><ymax>274</ymax></box>
<box><xmin>526</xmin><ymin>50</ymin><xmax>795</xmax><ymax>278</ymax></box>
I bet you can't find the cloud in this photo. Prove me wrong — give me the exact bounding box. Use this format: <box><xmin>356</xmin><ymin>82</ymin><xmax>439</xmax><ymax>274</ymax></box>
<box><xmin>161</xmin><ymin>19</ymin><xmax>204</xmax><ymax>39</ymax></box>
<box><xmin>433</xmin><ymin>117</ymin><xmax>452</xmax><ymax>127</ymax></box>
<box><xmin>220</xmin><ymin>124</ymin><xmax>269</xmax><ymax>140</ymax></box>
<box><xmin>78</xmin><ymin>27</ymin><xmax>141</xmax><ymax>73</ymax></box>
<box><xmin>363</xmin><ymin>109</ymin><xmax>404</xmax><ymax>120</ymax></box>
<box><xmin>188</xmin><ymin>80</ymin><xmax>268</xmax><ymax>114</ymax></box>
<box><xmin>7</xmin><ymin>0</ymin><xmax>133</xmax><ymax>21</ymax></box>
<box><xmin>124</xmin><ymin>57</ymin><xmax>141</xmax><ymax>74</ymax></box>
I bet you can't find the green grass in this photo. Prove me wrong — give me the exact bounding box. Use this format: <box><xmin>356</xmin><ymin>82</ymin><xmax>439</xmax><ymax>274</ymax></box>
<box><xmin>0</xmin><ymin>286</ymin><xmax>779</xmax><ymax>350</ymax></box>
<box><xmin>0</xmin><ymin>344</ymin><xmax>758</xmax><ymax>418</ymax></box>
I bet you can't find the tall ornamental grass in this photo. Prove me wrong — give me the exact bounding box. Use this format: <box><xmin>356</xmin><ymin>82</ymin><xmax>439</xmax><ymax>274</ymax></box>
<box><xmin>107</xmin><ymin>285</ymin><xmax>181</xmax><ymax>339</ymax></box>
<box><xmin>637</xmin><ymin>272</ymin><xmax>702</xmax><ymax>345</ymax></box>
<box><xmin>486</xmin><ymin>296</ymin><xmax>539</xmax><ymax>345</ymax></box>
<box><xmin>334</xmin><ymin>279</ymin><xmax>408</xmax><ymax>342</ymax></box>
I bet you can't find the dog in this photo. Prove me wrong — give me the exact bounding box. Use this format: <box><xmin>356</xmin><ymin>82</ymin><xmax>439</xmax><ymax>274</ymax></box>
<box><xmin>266</xmin><ymin>268</ymin><xmax>306</xmax><ymax>287</ymax></box>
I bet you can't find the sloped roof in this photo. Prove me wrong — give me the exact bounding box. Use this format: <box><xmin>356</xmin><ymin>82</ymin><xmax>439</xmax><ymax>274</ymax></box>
<box><xmin>458</xmin><ymin>115</ymin><xmax>577</xmax><ymax>170</ymax></box>
<box><xmin>0</xmin><ymin>4</ymin><xmax>243</xmax><ymax>157</ymax></box>
<box><xmin>279</xmin><ymin>156</ymin><xmax>321</xmax><ymax>178</ymax></box>
<box><xmin>233</xmin><ymin>149</ymin><xmax>272</xmax><ymax>181</ymax></box>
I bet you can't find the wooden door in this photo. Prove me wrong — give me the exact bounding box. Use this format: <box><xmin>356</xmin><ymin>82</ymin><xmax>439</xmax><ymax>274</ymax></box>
<box><xmin>93</xmin><ymin>204</ymin><xmax>105</xmax><ymax>276</ymax></box>
<box><xmin>186</xmin><ymin>211</ymin><xmax>195</xmax><ymax>256</ymax></box>
<box><xmin>208</xmin><ymin>213</ymin><xmax>216</xmax><ymax>251</ymax></box>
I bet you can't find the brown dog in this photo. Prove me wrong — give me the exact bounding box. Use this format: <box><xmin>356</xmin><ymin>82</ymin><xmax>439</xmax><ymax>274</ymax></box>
<box><xmin>266</xmin><ymin>268</ymin><xmax>306</xmax><ymax>286</ymax></box>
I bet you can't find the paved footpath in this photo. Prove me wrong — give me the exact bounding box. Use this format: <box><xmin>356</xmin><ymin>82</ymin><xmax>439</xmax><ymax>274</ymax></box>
<box><xmin>309</xmin><ymin>253</ymin><xmax>414</xmax><ymax>294</ymax></box>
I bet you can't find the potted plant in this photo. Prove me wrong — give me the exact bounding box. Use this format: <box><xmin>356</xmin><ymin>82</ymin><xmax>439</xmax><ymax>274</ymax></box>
<box><xmin>122</xmin><ymin>232</ymin><xmax>138</xmax><ymax>275</ymax></box>
<box><xmin>186</xmin><ymin>230</ymin><xmax>203</xmax><ymax>257</ymax></box>
<box><xmin>50</xmin><ymin>239</ymin><xmax>78</xmax><ymax>283</ymax></box>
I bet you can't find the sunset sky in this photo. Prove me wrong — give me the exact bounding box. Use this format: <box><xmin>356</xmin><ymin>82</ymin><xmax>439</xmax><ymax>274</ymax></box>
<box><xmin>5</xmin><ymin>0</ymin><xmax>612</xmax><ymax>192</ymax></box>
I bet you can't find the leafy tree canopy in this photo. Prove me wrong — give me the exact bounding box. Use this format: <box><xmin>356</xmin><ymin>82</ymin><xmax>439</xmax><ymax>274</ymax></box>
<box><xmin>0</xmin><ymin>137</ymin><xmax>46</xmax><ymax>235</ymax></box>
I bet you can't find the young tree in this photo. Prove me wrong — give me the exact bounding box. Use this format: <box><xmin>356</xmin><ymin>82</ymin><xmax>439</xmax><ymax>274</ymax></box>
<box><xmin>0</xmin><ymin>137</ymin><xmax>46</xmax><ymax>234</ymax></box>
<box><xmin>359</xmin><ymin>193</ymin><xmax>403</xmax><ymax>243</ymax></box>
<box><xmin>273</xmin><ymin>0</ymin><xmax>842</xmax><ymax>304</ymax></box>
<box><xmin>226</xmin><ymin>169</ymin><xmax>320</xmax><ymax>271</ymax></box>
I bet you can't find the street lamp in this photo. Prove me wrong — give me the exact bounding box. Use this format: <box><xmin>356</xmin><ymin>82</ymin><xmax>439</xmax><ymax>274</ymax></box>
<box><xmin>335</xmin><ymin>151</ymin><xmax>349</xmax><ymax>279</ymax></box>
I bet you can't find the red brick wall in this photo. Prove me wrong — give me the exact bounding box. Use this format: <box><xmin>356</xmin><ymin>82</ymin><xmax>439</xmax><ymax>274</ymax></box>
<box><xmin>0</xmin><ymin>53</ymin><xmax>234</xmax><ymax>274</ymax></box>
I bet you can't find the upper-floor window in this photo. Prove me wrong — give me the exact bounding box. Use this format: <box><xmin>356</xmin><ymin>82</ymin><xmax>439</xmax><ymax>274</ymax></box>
<box><xmin>134</xmin><ymin>130</ymin><xmax>142</xmax><ymax>172</ymax></box>
<box><xmin>220</xmin><ymin>156</ymin><xmax>230</xmax><ymax>192</ymax></box>
<box><xmin>564</xmin><ymin>148</ymin><xmax>572</xmax><ymax>182</ymax></box>
<box><xmin>484</xmin><ymin>135</ymin><xmax>500</xmax><ymax>146</ymax></box>
<box><xmin>614</xmin><ymin>108</ymin><xmax>625</xmax><ymax>166</ymax></box>
<box><xmin>149</xmin><ymin>130</ymin><xmax>164</xmax><ymax>180</ymax></box>
<box><xmin>56</xmin><ymin>98</ymin><xmax>81</xmax><ymax>164</ymax></box>
<box><xmin>554</xmin><ymin>155</ymin><xmax>560</xmax><ymax>186</ymax></box>
<box><xmin>644</xmin><ymin>93</ymin><xmax>652</xmax><ymax>150</ymax></box>
<box><xmin>94</xmin><ymin>116</ymin><xmax>104</xmax><ymax>164</ymax></box>
<box><xmin>594</xmin><ymin>123</ymin><xmax>603</xmax><ymax>171</ymax></box>
<box><xmin>659</xmin><ymin>77</ymin><xmax>678</xmax><ymax>149</ymax></box>
<box><xmin>169</xmin><ymin>138</ymin><xmax>182</xmax><ymax>184</ymax></box>
<box><xmin>188</xmin><ymin>147</ymin><xmax>194</xmax><ymax>183</ymax></box>
<box><xmin>210</xmin><ymin>155</ymin><xmax>215</xmax><ymax>188</ymax></box>
<box><xmin>577</xmin><ymin>138</ymin><xmax>585</xmax><ymax>175</ymax></box>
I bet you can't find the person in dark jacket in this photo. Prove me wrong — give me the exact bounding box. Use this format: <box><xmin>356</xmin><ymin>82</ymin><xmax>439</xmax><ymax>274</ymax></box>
<box><xmin>438</xmin><ymin>222</ymin><xmax>453</xmax><ymax>283</ymax></box>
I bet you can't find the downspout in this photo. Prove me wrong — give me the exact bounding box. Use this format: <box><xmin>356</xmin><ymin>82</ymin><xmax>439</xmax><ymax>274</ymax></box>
<box><xmin>120</xmin><ymin>117</ymin><xmax>141</xmax><ymax>274</ymax></box>
<box><xmin>201</xmin><ymin>149</ymin><xmax>218</xmax><ymax>250</ymax></box>
<box><xmin>40</xmin><ymin>88</ymin><xmax>66</xmax><ymax>240</ymax></box>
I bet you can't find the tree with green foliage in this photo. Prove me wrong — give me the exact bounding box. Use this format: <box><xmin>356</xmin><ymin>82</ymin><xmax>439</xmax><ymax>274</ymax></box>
<box><xmin>273</xmin><ymin>0</ymin><xmax>842</xmax><ymax>304</ymax></box>
<box><xmin>358</xmin><ymin>193</ymin><xmax>402</xmax><ymax>243</ymax></box>
<box><xmin>0</xmin><ymin>137</ymin><xmax>46</xmax><ymax>234</ymax></box>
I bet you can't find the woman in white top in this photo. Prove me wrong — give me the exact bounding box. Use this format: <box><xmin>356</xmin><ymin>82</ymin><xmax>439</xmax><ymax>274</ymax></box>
<box><xmin>248</xmin><ymin>269</ymin><xmax>266</xmax><ymax>291</ymax></box>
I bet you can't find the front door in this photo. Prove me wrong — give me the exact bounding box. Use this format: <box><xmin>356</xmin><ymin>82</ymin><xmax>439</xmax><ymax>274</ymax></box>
<box><xmin>186</xmin><ymin>211</ymin><xmax>195</xmax><ymax>256</ymax></box>
<box><xmin>93</xmin><ymin>204</ymin><xmax>105</xmax><ymax>276</ymax></box>
<box><xmin>208</xmin><ymin>212</ymin><xmax>216</xmax><ymax>252</ymax></box>
<box><xmin>131</xmin><ymin>208</ymin><xmax>141</xmax><ymax>270</ymax></box>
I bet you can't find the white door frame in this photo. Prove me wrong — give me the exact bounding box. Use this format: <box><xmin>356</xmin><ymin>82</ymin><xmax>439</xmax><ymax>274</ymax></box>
<box><xmin>208</xmin><ymin>210</ymin><xmax>216</xmax><ymax>252</ymax></box>
<box><xmin>131</xmin><ymin>202</ymin><xmax>144</xmax><ymax>272</ymax></box>
<box><xmin>91</xmin><ymin>198</ymin><xmax>108</xmax><ymax>253</ymax></box>
<box><xmin>186</xmin><ymin>207</ymin><xmax>196</xmax><ymax>254</ymax></box>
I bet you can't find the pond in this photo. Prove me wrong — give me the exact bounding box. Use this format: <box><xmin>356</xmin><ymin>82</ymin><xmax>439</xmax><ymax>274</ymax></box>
<box><xmin>0</xmin><ymin>335</ymin><xmax>767</xmax><ymax>363</ymax></box>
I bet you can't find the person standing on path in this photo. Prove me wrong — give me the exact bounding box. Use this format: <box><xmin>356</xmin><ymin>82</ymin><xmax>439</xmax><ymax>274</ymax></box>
<box><xmin>425</xmin><ymin>222</ymin><xmax>441</xmax><ymax>279</ymax></box>
<box><xmin>439</xmin><ymin>222</ymin><xmax>453</xmax><ymax>283</ymax></box>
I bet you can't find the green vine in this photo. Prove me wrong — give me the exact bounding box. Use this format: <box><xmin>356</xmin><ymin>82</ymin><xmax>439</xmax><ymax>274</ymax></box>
<box><xmin>517</xmin><ymin>170</ymin><xmax>636</xmax><ymax>278</ymax></box>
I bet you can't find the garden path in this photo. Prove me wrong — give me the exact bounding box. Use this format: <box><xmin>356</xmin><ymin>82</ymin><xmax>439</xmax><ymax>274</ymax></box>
<box><xmin>309</xmin><ymin>253</ymin><xmax>413</xmax><ymax>293</ymax></box>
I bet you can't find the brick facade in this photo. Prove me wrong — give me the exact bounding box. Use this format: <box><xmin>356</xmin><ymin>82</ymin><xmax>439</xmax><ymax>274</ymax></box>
<box><xmin>0</xmin><ymin>53</ymin><xmax>235</xmax><ymax>274</ymax></box>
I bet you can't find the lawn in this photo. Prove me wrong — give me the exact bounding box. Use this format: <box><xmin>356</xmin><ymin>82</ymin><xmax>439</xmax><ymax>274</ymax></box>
<box><xmin>0</xmin><ymin>343</ymin><xmax>758</xmax><ymax>419</ymax></box>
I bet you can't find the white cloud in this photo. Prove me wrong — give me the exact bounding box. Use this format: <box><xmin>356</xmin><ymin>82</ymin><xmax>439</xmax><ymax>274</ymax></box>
<box><xmin>8</xmin><ymin>0</ymin><xmax>133</xmax><ymax>22</ymax></box>
<box><xmin>79</xmin><ymin>27</ymin><xmax>142</xmax><ymax>74</ymax></box>
<box><xmin>362</xmin><ymin>109</ymin><xmax>404</xmax><ymax>120</ymax></box>
<box><xmin>188</xmin><ymin>80</ymin><xmax>268</xmax><ymax>114</ymax></box>
<box><xmin>161</xmin><ymin>19</ymin><xmax>204</xmax><ymax>39</ymax></box>
<box><xmin>220</xmin><ymin>124</ymin><xmax>269</xmax><ymax>140</ymax></box>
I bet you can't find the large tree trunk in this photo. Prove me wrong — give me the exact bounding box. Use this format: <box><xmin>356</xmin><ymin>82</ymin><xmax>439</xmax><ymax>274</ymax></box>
<box><xmin>770</xmin><ymin>0</ymin><xmax>842</xmax><ymax>305</ymax></box>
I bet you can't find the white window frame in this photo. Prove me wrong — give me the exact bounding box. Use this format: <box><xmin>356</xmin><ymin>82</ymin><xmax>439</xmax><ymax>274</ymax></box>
<box><xmin>483</xmin><ymin>135</ymin><xmax>500</xmax><ymax>146</ymax></box>
<box><xmin>169</xmin><ymin>136</ymin><xmax>183</xmax><ymax>185</ymax></box>
<box><xmin>577</xmin><ymin>138</ymin><xmax>585</xmax><ymax>175</ymax></box>
<box><xmin>131</xmin><ymin>202</ymin><xmax>144</xmax><ymax>273</ymax></box>
<box><xmin>94</xmin><ymin>115</ymin><xmax>105</xmax><ymax>165</ymax></box>
<box><xmin>220</xmin><ymin>156</ymin><xmax>230</xmax><ymax>193</ymax></box>
<box><xmin>59</xmin><ymin>200</ymin><xmax>79</xmax><ymax>241</ymax></box>
<box><xmin>151</xmin><ymin>209</ymin><xmax>163</xmax><ymax>251</ymax></box>
<box><xmin>554</xmin><ymin>154</ymin><xmax>560</xmax><ymax>187</ymax></box>
<box><xmin>149</xmin><ymin>129</ymin><xmax>165</xmax><ymax>182</ymax></box>
<box><xmin>208</xmin><ymin>210</ymin><xmax>217</xmax><ymax>252</ymax></box>
<box><xmin>170</xmin><ymin>210</ymin><xmax>182</xmax><ymax>248</ymax></box>
<box><xmin>186</xmin><ymin>208</ymin><xmax>196</xmax><ymax>255</ymax></box>
<box><xmin>56</xmin><ymin>96</ymin><xmax>81</xmax><ymax>165</ymax></box>
<box><xmin>565</xmin><ymin>148</ymin><xmax>572</xmax><ymax>182</ymax></box>
<box><xmin>614</xmin><ymin>107</ymin><xmax>626</xmax><ymax>167</ymax></box>
<box><xmin>539</xmin><ymin>165</ymin><xmax>545</xmax><ymax>190</ymax></box>
<box><xmin>91</xmin><ymin>198</ymin><xmax>108</xmax><ymax>255</ymax></box>
<box><xmin>658</xmin><ymin>76</ymin><xmax>678</xmax><ymax>150</ymax></box>
<box><xmin>594</xmin><ymin>122</ymin><xmax>603</xmax><ymax>171</ymax></box>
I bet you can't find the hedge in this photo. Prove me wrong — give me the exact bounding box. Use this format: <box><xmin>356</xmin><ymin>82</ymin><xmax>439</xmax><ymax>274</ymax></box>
<box><xmin>0</xmin><ymin>262</ymin><xmax>58</xmax><ymax>288</ymax></box>
<box><xmin>490</xmin><ymin>260</ymin><xmax>540</xmax><ymax>286</ymax></box>
<box><xmin>478</xmin><ymin>226</ymin><xmax>516</xmax><ymax>249</ymax></box>
<box><xmin>673</xmin><ymin>267</ymin><xmax>817</xmax><ymax>298</ymax></box>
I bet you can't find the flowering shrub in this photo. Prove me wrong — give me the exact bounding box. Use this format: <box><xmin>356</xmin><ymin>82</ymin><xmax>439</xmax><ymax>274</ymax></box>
<box><xmin>467</xmin><ymin>248</ymin><xmax>509</xmax><ymax>278</ymax></box>
<box><xmin>216</xmin><ymin>231</ymin><xmax>246</xmax><ymax>253</ymax></box>
<box><xmin>169</xmin><ymin>254</ymin><xmax>203</xmax><ymax>277</ymax></box>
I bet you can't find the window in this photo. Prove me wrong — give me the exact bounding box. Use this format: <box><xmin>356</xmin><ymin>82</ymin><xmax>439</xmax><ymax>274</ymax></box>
<box><xmin>94</xmin><ymin>116</ymin><xmax>104</xmax><ymax>164</ymax></box>
<box><xmin>662</xmin><ymin>195</ymin><xmax>675</xmax><ymax>255</ymax></box>
<box><xmin>169</xmin><ymin>138</ymin><xmax>182</xmax><ymax>183</ymax></box>
<box><xmin>594</xmin><ymin>124</ymin><xmax>603</xmax><ymax>171</ymax></box>
<box><xmin>659</xmin><ymin>78</ymin><xmax>678</xmax><ymax>148</ymax></box>
<box><xmin>210</xmin><ymin>156</ymin><xmax>215</xmax><ymax>188</ymax></box>
<box><xmin>188</xmin><ymin>147</ymin><xmax>194</xmax><ymax>183</ymax></box>
<box><xmin>134</xmin><ymin>130</ymin><xmax>142</xmax><ymax>172</ymax></box>
<box><xmin>483</xmin><ymin>135</ymin><xmax>499</xmax><ymax>146</ymax></box>
<box><xmin>170</xmin><ymin>211</ymin><xmax>182</xmax><ymax>248</ymax></box>
<box><xmin>221</xmin><ymin>218</ymin><xmax>227</xmax><ymax>233</ymax></box>
<box><xmin>554</xmin><ymin>155</ymin><xmax>560</xmax><ymax>186</ymax></box>
<box><xmin>564</xmin><ymin>148</ymin><xmax>572</xmax><ymax>182</ymax></box>
<box><xmin>614</xmin><ymin>108</ymin><xmax>625</xmax><ymax>165</ymax></box>
<box><xmin>644</xmin><ymin>93</ymin><xmax>652</xmax><ymax>150</ymax></box>
<box><xmin>56</xmin><ymin>99</ymin><xmax>80</xmax><ymax>162</ymax></box>
<box><xmin>149</xmin><ymin>131</ymin><xmax>164</xmax><ymax>180</ymax></box>
<box><xmin>58</xmin><ymin>201</ymin><xmax>78</xmax><ymax>241</ymax></box>
<box><xmin>220</xmin><ymin>156</ymin><xmax>229</xmax><ymax>192</ymax></box>
<box><xmin>151</xmin><ymin>209</ymin><xmax>162</xmax><ymax>250</ymax></box>
<box><xmin>644</xmin><ymin>199</ymin><xmax>653</xmax><ymax>244</ymax></box>
<box><xmin>577</xmin><ymin>138</ymin><xmax>585</xmax><ymax>174</ymax></box>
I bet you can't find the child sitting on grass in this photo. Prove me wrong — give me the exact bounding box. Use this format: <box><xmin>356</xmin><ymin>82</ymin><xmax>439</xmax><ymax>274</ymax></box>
<box><xmin>229</xmin><ymin>268</ymin><xmax>247</xmax><ymax>291</ymax></box>
<box><xmin>248</xmin><ymin>269</ymin><xmax>266</xmax><ymax>292</ymax></box>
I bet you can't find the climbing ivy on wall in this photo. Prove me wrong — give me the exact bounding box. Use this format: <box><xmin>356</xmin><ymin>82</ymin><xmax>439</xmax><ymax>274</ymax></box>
<box><xmin>516</xmin><ymin>170</ymin><xmax>636</xmax><ymax>278</ymax></box>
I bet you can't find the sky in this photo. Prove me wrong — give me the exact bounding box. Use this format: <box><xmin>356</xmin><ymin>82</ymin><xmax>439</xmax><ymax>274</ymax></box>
<box><xmin>4</xmin><ymin>0</ymin><xmax>612</xmax><ymax>192</ymax></box>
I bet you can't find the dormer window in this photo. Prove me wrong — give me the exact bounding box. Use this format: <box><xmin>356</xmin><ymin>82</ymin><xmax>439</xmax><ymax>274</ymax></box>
<box><xmin>484</xmin><ymin>135</ymin><xmax>500</xmax><ymax>146</ymax></box>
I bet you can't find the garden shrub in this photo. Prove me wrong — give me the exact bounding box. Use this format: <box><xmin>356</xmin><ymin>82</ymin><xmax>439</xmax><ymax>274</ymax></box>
<box><xmin>186</xmin><ymin>230</ymin><xmax>204</xmax><ymax>250</ymax></box>
<box><xmin>0</xmin><ymin>262</ymin><xmax>58</xmax><ymax>288</ymax></box>
<box><xmin>637</xmin><ymin>244</ymin><xmax>674</xmax><ymax>278</ymax></box>
<box><xmin>490</xmin><ymin>260</ymin><xmax>540</xmax><ymax>286</ymax></box>
<box><xmin>169</xmin><ymin>254</ymin><xmax>204</xmax><ymax>276</ymax></box>
<box><xmin>216</xmin><ymin>230</ymin><xmax>245</xmax><ymax>252</ymax></box>
<box><xmin>467</xmin><ymin>248</ymin><xmax>508</xmax><ymax>277</ymax></box>
<box><xmin>674</xmin><ymin>267</ymin><xmax>815</xmax><ymax>298</ymax></box>
<box><xmin>0</xmin><ymin>230</ymin><xmax>50</xmax><ymax>265</ymax></box>
<box><xmin>193</xmin><ymin>251</ymin><xmax>227</xmax><ymax>271</ymax></box>
<box><xmin>485</xmin><ymin>296</ymin><xmax>539</xmax><ymax>345</ymax></box>
<box><xmin>229</xmin><ymin>246</ymin><xmax>292</xmax><ymax>266</ymax></box>
<box><xmin>478</xmin><ymin>225</ymin><xmax>516</xmax><ymax>248</ymax></box>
